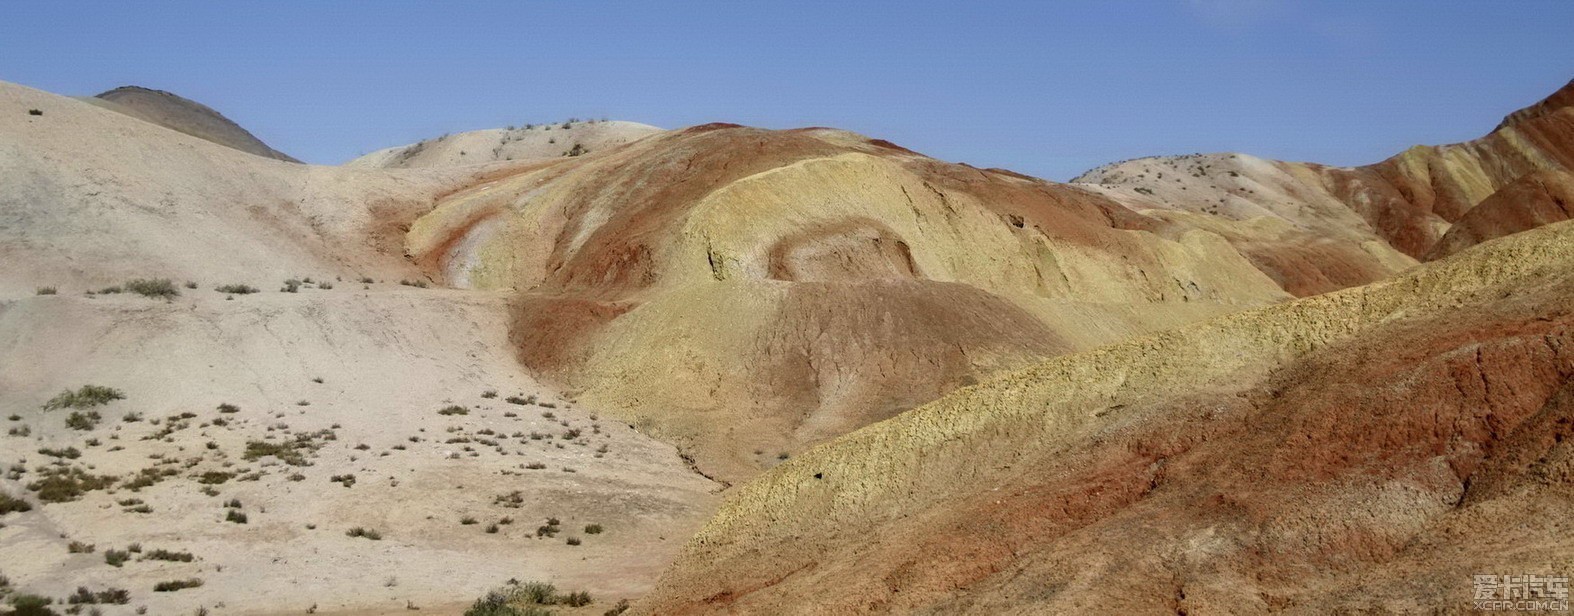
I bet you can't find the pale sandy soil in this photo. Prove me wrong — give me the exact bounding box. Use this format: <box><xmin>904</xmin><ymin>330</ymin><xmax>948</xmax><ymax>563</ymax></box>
<box><xmin>0</xmin><ymin>285</ymin><xmax>719</xmax><ymax>615</ymax></box>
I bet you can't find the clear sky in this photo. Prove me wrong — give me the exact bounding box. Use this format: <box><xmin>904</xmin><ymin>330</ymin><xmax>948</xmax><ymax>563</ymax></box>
<box><xmin>2</xmin><ymin>1</ymin><xmax>1570</xmax><ymax>180</ymax></box>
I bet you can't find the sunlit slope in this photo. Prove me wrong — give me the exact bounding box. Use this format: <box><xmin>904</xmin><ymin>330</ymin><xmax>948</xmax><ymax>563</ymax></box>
<box><xmin>640</xmin><ymin>219</ymin><xmax>1574</xmax><ymax>614</ymax></box>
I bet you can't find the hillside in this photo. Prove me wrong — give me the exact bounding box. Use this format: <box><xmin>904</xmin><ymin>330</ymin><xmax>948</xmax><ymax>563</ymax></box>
<box><xmin>400</xmin><ymin>122</ymin><xmax>1414</xmax><ymax>482</ymax></box>
<box><xmin>0</xmin><ymin>81</ymin><xmax>496</xmax><ymax>299</ymax></box>
<box><xmin>4</xmin><ymin>73</ymin><xmax>1573</xmax><ymax>615</ymax></box>
<box><xmin>639</xmin><ymin>218</ymin><xmax>1574</xmax><ymax>614</ymax></box>
<box><xmin>89</xmin><ymin>86</ymin><xmax>299</xmax><ymax>162</ymax></box>
<box><xmin>1076</xmin><ymin>79</ymin><xmax>1574</xmax><ymax>265</ymax></box>
<box><xmin>347</xmin><ymin>120</ymin><xmax>663</xmax><ymax>169</ymax></box>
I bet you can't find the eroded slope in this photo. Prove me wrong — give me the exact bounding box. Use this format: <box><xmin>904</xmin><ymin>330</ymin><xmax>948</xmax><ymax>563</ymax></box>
<box><xmin>638</xmin><ymin>220</ymin><xmax>1574</xmax><ymax>614</ymax></box>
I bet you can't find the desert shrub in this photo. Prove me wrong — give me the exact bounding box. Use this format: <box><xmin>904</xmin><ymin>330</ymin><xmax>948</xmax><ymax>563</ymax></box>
<box><xmin>485</xmin><ymin>523</ymin><xmax>499</xmax><ymax>534</ymax></box>
<box><xmin>214</xmin><ymin>284</ymin><xmax>258</xmax><ymax>294</ymax></box>
<box><xmin>318</xmin><ymin>281</ymin><xmax>333</xmax><ymax>290</ymax></box>
<box><xmin>27</xmin><ymin>109</ymin><xmax>42</xmax><ymax>116</ymax></box>
<box><xmin>65</xmin><ymin>411</ymin><xmax>101</xmax><ymax>431</ymax></box>
<box><xmin>481</xmin><ymin>390</ymin><xmax>498</xmax><ymax>399</ymax></box>
<box><xmin>35</xmin><ymin>287</ymin><xmax>56</xmax><ymax>295</ymax></box>
<box><xmin>584</xmin><ymin>524</ymin><xmax>603</xmax><ymax>534</ymax></box>
<box><xmin>104</xmin><ymin>549</ymin><xmax>130</xmax><ymax>567</ymax></box>
<box><xmin>38</xmin><ymin>446</ymin><xmax>81</xmax><ymax>459</ymax></box>
<box><xmin>438</xmin><ymin>405</ymin><xmax>469</xmax><ymax>416</ymax></box>
<box><xmin>124</xmin><ymin>278</ymin><xmax>179</xmax><ymax>299</ymax></box>
<box><xmin>67</xmin><ymin>585</ymin><xmax>130</xmax><ymax>605</ymax></box>
<box><xmin>142</xmin><ymin>548</ymin><xmax>194</xmax><ymax>562</ymax></box>
<box><xmin>358</xmin><ymin>276</ymin><xmax>374</xmax><ymax>284</ymax></box>
<box><xmin>153</xmin><ymin>578</ymin><xmax>203</xmax><ymax>592</ymax></box>
<box><xmin>6</xmin><ymin>594</ymin><xmax>56</xmax><ymax>616</ymax></box>
<box><xmin>243</xmin><ymin>439</ymin><xmax>311</xmax><ymax>466</ymax></box>
<box><xmin>460</xmin><ymin>516</ymin><xmax>478</xmax><ymax>525</ymax></box>
<box><xmin>0</xmin><ymin>491</ymin><xmax>33</xmax><ymax>515</ymax></box>
<box><xmin>561</xmin><ymin>590</ymin><xmax>592</xmax><ymax>607</ymax></box>
<box><xmin>225</xmin><ymin>509</ymin><xmax>247</xmax><ymax>524</ymax></box>
<box><xmin>604</xmin><ymin>598</ymin><xmax>631</xmax><ymax>615</ymax></box>
<box><xmin>67</xmin><ymin>540</ymin><xmax>95</xmax><ymax>553</ymax></box>
<box><xmin>565</xmin><ymin>536</ymin><xmax>581</xmax><ymax>546</ymax></box>
<box><xmin>42</xmin><ymin>385</ymin><xmax>124</xmax><ymax>410</ymax></box>
<box><xmin>197</xmin><ymin>471</ymin><xmax>233</xmax><ymax>485</ymax></box>
<box><xmin>281</xmin><ymin>279</ymin><xmax>301</xmax><ymax>293</ymax></box>
<box><xmin>27</xmin><ymin>467</ymin><xmax>115</xmax><ymax>502</ymax></box>
<box><xmin>345</xmin><ymin>527</ymin><xmax>381</xmax><ymax>540</ymax></box>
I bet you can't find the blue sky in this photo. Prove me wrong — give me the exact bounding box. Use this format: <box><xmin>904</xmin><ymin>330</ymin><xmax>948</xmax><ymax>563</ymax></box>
<box><xmin>2</xmin><ymin>1</ymin><xmax>1570</xmax><ymax>179</ymax></box>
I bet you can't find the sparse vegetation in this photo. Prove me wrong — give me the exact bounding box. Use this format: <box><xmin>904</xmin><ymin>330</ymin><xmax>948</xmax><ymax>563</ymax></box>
<box><xmin>42</xmin><ymin>385</ymin><xmax>124</xmax><ymax>410</ymax></box>
<box><xmin>67</xmin><ymin>586</ymin><xmax>130</xmax><ymax>605</ymax></box>
<box><xmin>35</xmin><ymin>287</ymin><xmax>56</xmax><ymax>295</ymax></box>
<box><xmin>65</xmin><ymin>411</ymin><xmax>101</xmax><ymax>431</ymax></box>
<box><xmin>142</xmin><ymin>548</ymin><xmax>194</xmax><ymax>562</ymax></box>
<box><xmin>225</xmin><ymin>509</ymin><xmax>247</xmax><ymax>524</ymax></box>
<box><xmin>104</xmin><ymin>549</ymin><xmax>131</xmax><ymax>567</ymax></box>
<box><xmin>27</xmin><ymin>466</ymin><xmax>115</xmax><ymax>502</ymax></box>
<box><xmin>217</xmin><ymin>403</ymin><xmax>240</xmax><ymax>414</ymax></box>
<box><xmin>153</xmin><ymin>578</ymin><xmax>204</xmax><ymax>592</ymax></box>
<box><xmin>584</xmin><ymin>524</ymin><xmax>603</xmax><ymax>534</ymax></box>
<box><xmin>215</xmin><ymin>284</ymin><xmax>259</xmax><ymax>294</ymax></box>
<box><xmin>438</xmin><ymin>405</ymin><xmax>469</xmax><ymax>416</ymax></box>
<box><xmin>345</xmin><ymin>527</ymin><xmax>381</xmax><ymax>540</ymax></box>
<box><xmin>399</xmin><ymin>279</ymin><xmax>429</xmax><ymax>288</ymax></box>
<box><xmin>124</xmin><ymin>278</ymin><xmax>179</xmax><ymax>299</ymax></box>
<box><xmin>281</xmin><ymin>279</ymin><xmax>301</xmax><ymax>293</ymax></box>
<box><xmin>0</xmin><ymin>491</ymin><xmax>33</xmax><ymax>515</ymax></box>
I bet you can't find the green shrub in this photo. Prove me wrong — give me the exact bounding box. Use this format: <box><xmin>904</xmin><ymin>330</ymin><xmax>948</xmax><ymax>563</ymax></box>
<box><xmin>35</xmin><ymin>287</ymin><xmax>56</xmax><ymax>295</ymax></box>
<box><xmin>124</xmin><ymin>278</ymin><xmax>179</xmax><ymax>299</ymax></box>
<box><xmin>42</xmin><ymin>385</ymin><xmax>124</xmax><ymax>410</ymax></box>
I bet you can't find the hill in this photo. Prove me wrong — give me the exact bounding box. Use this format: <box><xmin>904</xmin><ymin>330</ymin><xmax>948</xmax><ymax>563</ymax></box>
<box><xmin>347</xmin><ymin>120</ymin><xmax>663</xmax><ymax>168</ymax></box>
<box><xmin>639</xmin><ymin>218</ymin><xmax>1574</xmax><ymax>614</ymax></box>
<box><xmin>89</xmin><ymin>85</ymin><xmax>299</xmax><ymax>162</ymax></box>
<box><xmin>1075</xmin><ymin>79</ymin><xmax>1574</xmax><ymax>266</ymax></box>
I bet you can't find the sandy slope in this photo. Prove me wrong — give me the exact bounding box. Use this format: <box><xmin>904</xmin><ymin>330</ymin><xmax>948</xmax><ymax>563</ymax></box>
<box><xmin>0</xmin><ymin>286</ymin><xmax>717</xmax><ymax>615</ymax></box>
<box><xmin>0</xmin><ymin>81</ymin><xmax>498</xmax><ymax>299</ymax></box>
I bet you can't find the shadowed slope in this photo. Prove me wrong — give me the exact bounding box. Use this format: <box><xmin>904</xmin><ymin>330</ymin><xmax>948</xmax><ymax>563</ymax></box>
<box><xmin>638</xmin><ymin>219</ymin><xmax>1574</xmax><ymax>615</ymax></box>
<box><xmin>90</xmin><ymin>85</ymin><xmax>299</xmax><ymax>162</ymax></box>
